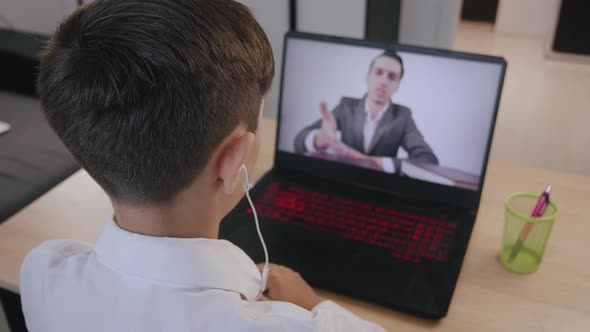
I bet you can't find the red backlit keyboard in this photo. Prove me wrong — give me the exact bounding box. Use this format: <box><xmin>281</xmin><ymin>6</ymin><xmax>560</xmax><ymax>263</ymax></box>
<box><xmin>246</xmin><ymin>182</ymin><xmax>457</xmax><ymax>263</ymax></box>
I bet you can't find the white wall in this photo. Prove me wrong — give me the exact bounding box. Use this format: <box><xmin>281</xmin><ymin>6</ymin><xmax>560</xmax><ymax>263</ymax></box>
<box><xmin>296</xmin><ymin>0</ymin><xmax>366</xmax><ymax>39</ymax></box>
<box><xmin>495</xmin><ymin>0</ymin><xmax>560</xmax><ymax>37</ymax></box>
<box><xmin>0</xmin><ymin>0</ymin><xmax>77</xmax><ymax>34</ymax></box>
<box><xmin>399</xmin><ymin>0</ymin><xmax>462</xmax><ymax>49</ymax></box>
<box><xmin>238</xmin><ymin>0</ymin><xmax>289</xmax><ymax>118</ymax></box>
<box><xmin>277</xmin><ymin>38</ymin><xmax>503</xmax><ymax>174</ymax></box>
<box><xmin>294</xmin><ymin>0</ymin><xmax>464</xmax><ymax>50</ymax></box>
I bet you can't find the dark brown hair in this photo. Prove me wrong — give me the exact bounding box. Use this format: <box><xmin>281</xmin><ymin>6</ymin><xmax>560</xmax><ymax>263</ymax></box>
<box><xmin>38</xmin><ymin>0</ymin><xmax>274</xmax><ymax>204</ymax></box>
<box><xmin>369</xmin><ymin>50</ymin><xmax>404</xmax><ymax>77</ymax></box>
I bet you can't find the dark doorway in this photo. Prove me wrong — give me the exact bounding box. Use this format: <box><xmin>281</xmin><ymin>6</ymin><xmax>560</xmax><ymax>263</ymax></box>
<box><xmin>461</xmin><ymin>0</ymin><xmax>499</xmax><ymax>23</ymax></box>
<box><xmin>365</xmin><ymin>0</ymin><xmax>401</xmax><ymax>43</ymax></box>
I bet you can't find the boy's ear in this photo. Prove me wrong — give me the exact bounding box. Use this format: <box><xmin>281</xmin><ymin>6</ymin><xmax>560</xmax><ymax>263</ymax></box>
<box><xmin>218</xmin><ymin>131</ymin><xmax>256</xmax><ymax>195</ymax></box>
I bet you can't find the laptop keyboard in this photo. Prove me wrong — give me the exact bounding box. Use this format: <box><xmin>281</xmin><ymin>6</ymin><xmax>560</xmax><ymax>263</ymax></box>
<box><xmin>246</xmin><ymin>182</ymin><xmax>457</xmax><ymax>263</ymax></box>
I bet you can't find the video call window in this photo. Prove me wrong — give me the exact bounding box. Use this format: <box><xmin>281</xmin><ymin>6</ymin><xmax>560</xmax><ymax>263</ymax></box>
<box><xmin>278</xmin><ymin>38</ymin><xmax>504</xmax><ymax>190</ymax></box>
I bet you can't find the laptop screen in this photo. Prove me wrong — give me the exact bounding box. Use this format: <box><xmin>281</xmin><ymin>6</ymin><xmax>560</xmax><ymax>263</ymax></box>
<box><xmin>277</xmin><ymin>36</ymin><xmax>504</xmax><ymax>191</ymax></box>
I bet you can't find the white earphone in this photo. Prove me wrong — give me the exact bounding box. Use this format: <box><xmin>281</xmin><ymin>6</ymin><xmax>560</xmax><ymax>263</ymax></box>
<box><xmin>240</xmin><ymin>164</ymin><xmax>269</xmax><ymax>300</ymax></box>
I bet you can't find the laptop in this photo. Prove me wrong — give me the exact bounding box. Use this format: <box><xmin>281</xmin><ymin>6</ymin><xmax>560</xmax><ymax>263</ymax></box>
<box><xmin>220</xmin><ymin>32</ymin><xmax>506</xmax><ymax>319</ymax></box>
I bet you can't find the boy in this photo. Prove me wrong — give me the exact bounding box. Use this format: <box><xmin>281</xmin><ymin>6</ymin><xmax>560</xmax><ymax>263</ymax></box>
<box><xmin>20</xmin><ymin>0</ymin><xmax>385</xmax><ymax>331</ymax></box>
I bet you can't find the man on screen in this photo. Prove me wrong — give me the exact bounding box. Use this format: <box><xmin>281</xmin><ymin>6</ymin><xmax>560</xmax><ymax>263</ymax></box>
<box><xmin>294</xmin><ymin>50</ymin><xmax>438</xmax><ymax>173</ymax></box>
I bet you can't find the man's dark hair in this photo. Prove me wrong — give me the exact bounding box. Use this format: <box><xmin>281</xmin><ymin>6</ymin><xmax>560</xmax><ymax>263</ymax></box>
<box><xmin>38</xmin><ymin>0</ymin><xmax>274</xmax><ymax>204</ymax></box>
<box><xmin>369</xmin><ymin>50</ymin><xmax>404</xmax><ymax>78</ymax></box>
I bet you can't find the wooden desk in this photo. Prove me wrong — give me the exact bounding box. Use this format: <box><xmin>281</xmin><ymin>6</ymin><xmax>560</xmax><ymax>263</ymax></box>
<box><xmin>1</xmin><ymin>118</ymin><xmax>589</xmax><ymax>331</ymax></box>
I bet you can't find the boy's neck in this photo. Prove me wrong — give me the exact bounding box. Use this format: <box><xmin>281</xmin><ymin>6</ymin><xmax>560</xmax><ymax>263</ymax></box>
<box><xmin>113</xmin><ymin>206</ymin><xmax>220</xmax><ymax>239</ymax></box>
<box><xmin>111</xmin><ymin>179</ymin><xmax>223</xmax><ymax>239</ymax></box>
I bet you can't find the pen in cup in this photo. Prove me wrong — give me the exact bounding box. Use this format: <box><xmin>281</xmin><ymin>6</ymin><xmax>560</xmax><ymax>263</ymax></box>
<box><xmin>508</xmin><ymin>185</ymin><xmax>551</xmax><ymax>261</ymax></box>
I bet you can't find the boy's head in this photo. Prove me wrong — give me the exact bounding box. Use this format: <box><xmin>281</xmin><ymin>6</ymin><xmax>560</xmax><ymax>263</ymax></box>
<box><xmin>38</xmin><ymin>0</ymin><xmax>274</xmax><ymax>208</ymax></box>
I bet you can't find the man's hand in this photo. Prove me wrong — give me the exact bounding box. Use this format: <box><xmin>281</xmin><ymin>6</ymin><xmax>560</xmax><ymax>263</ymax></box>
<box><xmin>257</xmin><ymin>263</ymin><xmax>323</xmax><ymax>311</ymax></box>
<box><xmin>314</xmin><ymin>102</ymin><xmax>338</xmax><ymax>150</ymax></box>
<box><xmin>330</xmin><ymin>141</ymin><xmax>383</xmax><ymax>169</ymax></box>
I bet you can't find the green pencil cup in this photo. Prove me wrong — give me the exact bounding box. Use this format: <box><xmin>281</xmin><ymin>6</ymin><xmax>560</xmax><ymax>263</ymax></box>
<box><xmin>500</xmin><ymin>192</ymin><xmax>559</xmax><ymax>273</ymax></box>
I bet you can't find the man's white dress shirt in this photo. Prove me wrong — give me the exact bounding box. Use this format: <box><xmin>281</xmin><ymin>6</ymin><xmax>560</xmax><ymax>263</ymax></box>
<box><xmin>20</xmin><ymin>218</ymin><xmax>385</xmax><ymax>331</ymax></box>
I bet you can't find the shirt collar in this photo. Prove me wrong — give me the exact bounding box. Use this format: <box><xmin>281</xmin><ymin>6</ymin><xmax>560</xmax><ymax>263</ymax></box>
<box><xmin>364</xmin><ymin>99</ymin><xmax>390</xmax><ymax>122</ymax></box>
<box><xmin>94</xmin><ymin>218</ymin><xmax>262</xmax><ymax>301</ymax></box>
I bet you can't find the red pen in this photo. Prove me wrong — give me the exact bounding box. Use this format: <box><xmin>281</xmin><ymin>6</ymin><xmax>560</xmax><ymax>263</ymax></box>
<box><xmin>530</xmin><ymin>185</ymin><xmax>551</xmax><ymax>217</ymax></box>
<box><xmin>508</xmin><ymin>185</ymin><xmax>551</xmax><ymax>261</ymax></box>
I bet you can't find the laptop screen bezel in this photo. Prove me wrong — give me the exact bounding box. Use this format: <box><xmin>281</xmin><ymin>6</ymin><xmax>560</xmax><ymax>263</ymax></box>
<box><xmin>273</xmin><ymin>31</ymin><xmax>507</xmax><ymax>210</ymax></box>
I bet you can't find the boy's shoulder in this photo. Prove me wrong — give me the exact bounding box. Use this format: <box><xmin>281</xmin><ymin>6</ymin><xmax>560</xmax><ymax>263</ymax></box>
<box><xmin>19</xmin><ymin>239</ymin><xmax>94</xmax><ymax>329</ymax></box>
<box><xmin>21</xmin><ymin>239</ymin><xmax>93</xmax><ymax>277</ymax></box>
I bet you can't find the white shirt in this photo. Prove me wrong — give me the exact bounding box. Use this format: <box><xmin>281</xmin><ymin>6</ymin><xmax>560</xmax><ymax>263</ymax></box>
<box><xmin>304</xmin><ymin>101</ymin><xmax>395</xmax><ymax>173</ymax></box>
<box><xmin>20</xmin><ymin>219</ymin><xmax>386</xmax><ymax>332</ymax></box>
